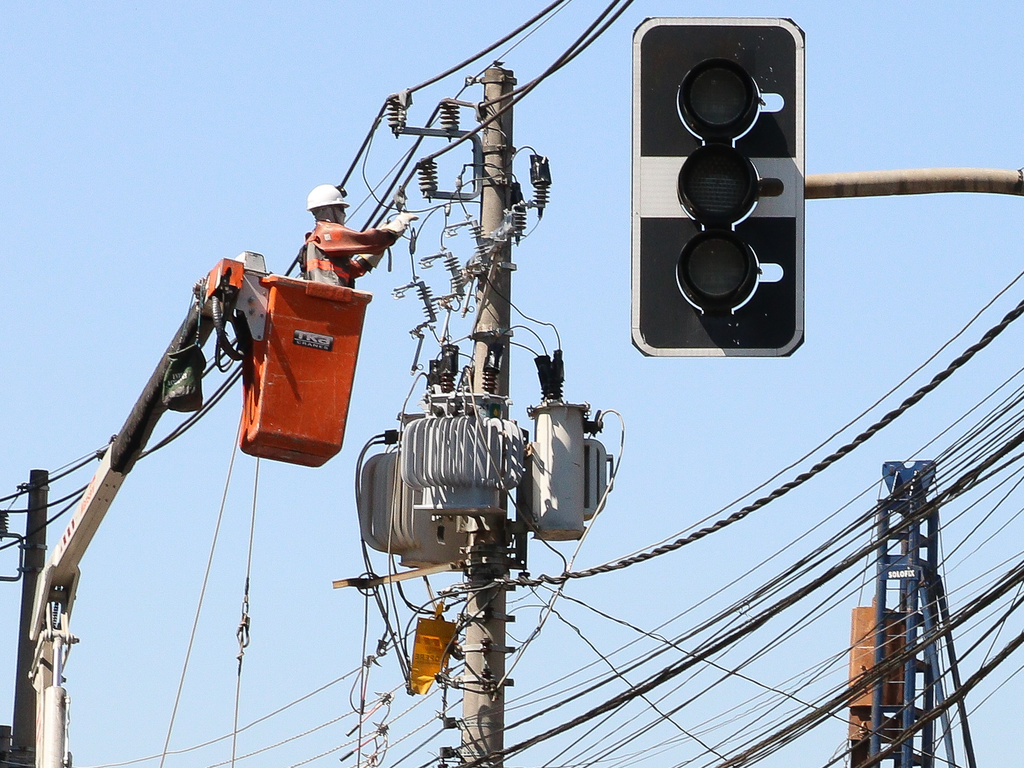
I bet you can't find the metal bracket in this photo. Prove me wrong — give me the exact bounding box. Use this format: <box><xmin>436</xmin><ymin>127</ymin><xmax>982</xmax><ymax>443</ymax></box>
<box><xmin>332</xmin><ymin>562</ymin><xmax>461</xmax><ymax>590</ymax></box>
<box><xmin>237</xmin><ymin>272</ymin><xmax>269</xmax><ymax>341</ymax></box>
<box><xmin>0</xmin><ymin>532</ymin><xmax>23</xmax><ymax>583</ymax></box>
<box><xmin>397</xmin><ymin>126</ymin><xmax>484</xmax><ymax>201</ymax></box>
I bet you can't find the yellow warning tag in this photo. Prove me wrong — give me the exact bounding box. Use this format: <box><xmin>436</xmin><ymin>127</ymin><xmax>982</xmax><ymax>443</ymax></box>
<box><xmin>409</xmin><ymin>605</ymin><xmax>456</xmax><ymax>695</ymax></box>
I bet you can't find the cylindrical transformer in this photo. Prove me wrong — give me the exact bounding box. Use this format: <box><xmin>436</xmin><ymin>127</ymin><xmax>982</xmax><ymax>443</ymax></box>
<box><xmin>357</xmin><ymin>452</ymin><xmax>467</xmax><ymax>567</ymax></box>
<box><xmin>530</xmin><ymin>403</ymin><xmax>589</xmax><ymax>540</ymax></box>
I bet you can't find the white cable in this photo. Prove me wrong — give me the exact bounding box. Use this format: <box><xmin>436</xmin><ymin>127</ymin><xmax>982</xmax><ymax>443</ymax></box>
<box><xmin>157</xmin><ymin>431</ymin><xmax>239</xmax><ymax>768</ymax></box>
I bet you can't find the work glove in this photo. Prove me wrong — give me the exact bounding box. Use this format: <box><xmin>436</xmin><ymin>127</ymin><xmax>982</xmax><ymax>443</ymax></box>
<box><xmin>379</xmin><ymin>211</ymin><xmax>418</xmax><ymax>235</ymax></box>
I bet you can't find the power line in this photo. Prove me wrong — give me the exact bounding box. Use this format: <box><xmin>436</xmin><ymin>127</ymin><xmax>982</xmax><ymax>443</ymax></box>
<box><xmin>337</xmin><ymin>0</ymin><xmax>568</xmax><ymax>194</ymax></box>
<box><xmin>458</xmin><ymin>291</ymin><xmax>1024</xmax><ymax>593</ymax></box>
<box><xmin>0</xmin><ymin>487</ymin><xmax>86</xmax><ymax>554</ymax></box>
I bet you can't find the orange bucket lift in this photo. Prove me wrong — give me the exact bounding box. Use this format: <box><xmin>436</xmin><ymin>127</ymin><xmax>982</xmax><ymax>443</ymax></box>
<box><xmin>203</xmin><ymin>259</ymin><xmax>372</xmax><ymax>467</ymax></box>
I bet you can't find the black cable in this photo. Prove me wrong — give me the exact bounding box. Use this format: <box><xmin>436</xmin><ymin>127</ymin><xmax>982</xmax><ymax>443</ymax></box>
<box><xmin>0</xmin><ymin>451</ymin><xmax>102</xmax><ymax>506</ymax></box>
<box><xmin>339</xmin><ymin>101</ymin><xmax>391</xmax><ymax>193</ymax></box>
<box><xmin>460</xmin><ymin>462</ymin><xmax>1015</xmax><ymax>767</ymax></box>
<box><xmin>449</xmin><ymin>395</ymin><xmax>1024</xmax><ymax>768</ymax></box>
<box><xmin>401</xmin><ymin>475</ymin><xmax>991</xmax><ymax>768</ymax></box>
<box><xmin>139</xmin><ymin>366</ymin><xmax>242</xmax><ymax>458</ymax></box>
<box><xmin>0</xmin><ymin>489</ymin><xmax>86</xmax><ymax>553</ymax></box>
<box><xmin>461</xmin><ymin>292</ymin><xmax>1024</xmax><ymax>593</ymax></box>
<box><xmin>352</xmin><ymin>434</ymin><xmax>415</xmax><ymax>682</ymax></box>
<box><xmin>509</xmin><ymin>460</ymin><xmax>958</xmax><ymax>753</ymax></box>
<box><xmin>488</xmin><ymin>274</ymin><xmax>1024</xmax><ymax>601</ymax></box>
<box><xmin>7</xmin><ymin>484</ymin><xmax>91</xmax><ymax>519</ymax></box>
<box><xmin>575</xmin><ymin>549</ymin><xmax>1022</xmax><ymax>768</ymax></box>
<box><xmin>378</xmin><ymin>0</ymin><xmax>634</xmax><ymax>238</ymax></box>
<box><xmin>337</xmin><ymin>1</ymin><xmax>567</xmax><ymax>215</ymax></box>
<box><xmin>662</xmin><ymin>521</ymin><xmax>1024</xmax><ymax>768</ymax></box>
<box><xmin>732</xmin><ymin>568</ymin><xmax>1024</xmax><ymax>768</ymax></box>
<box><xmin>408</xmin><ymin>1</ymin><xmax>568</xmax><ymax>94</ymax></box>
<box><xmin>543</xmin><ymin>600</ymin><xmax>730</xmax><ymax>765</ymax></box>
<box><xmin>416</xmin><ymin>0</ymin><xmax>634</xmax><ymax>171</ymax></box>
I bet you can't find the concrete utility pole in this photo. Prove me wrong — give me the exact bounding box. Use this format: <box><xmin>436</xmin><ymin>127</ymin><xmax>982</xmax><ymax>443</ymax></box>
<box><xmin>9</xmin><ymin>470</ymin><xmax>49</xmax><ymax>768</ymax></box>
<box><xmin>463</xmin><ymin>65</ymin><xmax>515</xmax><ymax>768</ymax></box>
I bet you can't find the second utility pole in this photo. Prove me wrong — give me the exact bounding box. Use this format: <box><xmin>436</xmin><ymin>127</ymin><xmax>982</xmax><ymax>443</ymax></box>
<box><xmin>463</xmin><ymin>65</ymin><xmax>515</xmax><ymax>768</ymax></box>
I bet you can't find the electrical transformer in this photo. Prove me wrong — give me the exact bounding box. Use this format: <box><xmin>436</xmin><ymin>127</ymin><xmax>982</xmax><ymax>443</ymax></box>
<box><xmin>400</xmin><ymin>398</ymin><xmax>526</xmax><ymax>516</ymax></box>
<box><xmin>525</xmin><ymin>402</ymin><xmax>609</xmax><ymax>541</ymax></box>
<box><xmin>357</xmin><ymin>451</ymin><xmax>467</xmax><ymax>568</ymax></box>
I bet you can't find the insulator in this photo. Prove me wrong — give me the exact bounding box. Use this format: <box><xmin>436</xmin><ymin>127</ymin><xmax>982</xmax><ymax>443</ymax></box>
<box><xmin>51</xmin><ymin>602</ymin><xmax>60</xmax><ymax>630</ymax></box>
<box><xmin>444</xmin><ymin>252</ymin><xmax>468</xmax><ymax>295</ymax></box>
<box><xmin>530</xmin><ymin>154</ymin><xmax>552</xmax><ymax>218</ymax></box>
<box><xmin>418</xmin><ymin>159</ymin><xmax>439</xmax><ymax>199</ymax></box>
<box><xmin>533</xmin><ymin>183</ymin><xmax>550</xmax><ymax>216</ymax></box>
<box><xmin>439</xmin><ymin>370</ymin><xmax>455</xmax><ymax>392</ymax></box>
<box><xmin>469</xmin><ymin>221</ymin><xmax>489</xmax><ymax>260</ymax></box>
<box><xmin>512</xmin><ymin>205</ymin><xmax>528</xmax><ymax>243</ymax></box>
<box><xmin>482</xmin><ymin>368</ymin><xmax>498</xmax><ymax>395</ymax></box>
<box><xmin>416</xmin><ymin>281</ymin><xmax>438</xmax><ymax>324</ymax></box>
<box><xmin>439</xmin><ymin>100</ymin><xmax>461</xmax><ymax>133</ymax></box>
<box><xmin>0</xmin><ymin>510</ymin><xmax>8</xmax><ymax>535</ymax></box>
<box><xmin>535</xmin><ymin>349</ymin><xmax>565</xmax><ymax>402</ymax></box>
<box><xmin>429</xmin><ymin>344</ymin><xmax>459</xmax><ymax>393</ymax></box>
<box><xmin>386</xmin><ymin>96</ymin><xmax>408</xmax><ymax>135</ymax></box>
<box><xmin>482</xmin><ymin>342</ymin><xmax>503</xmax><ymax>395</ymax></box>
<box><xmin>428</xmin><ymin>359</ymin><xmax>454</xmax><ymax>392</ymax></box>
<box><xmin>507</xmin><ymin>181</ymin><xmax>526</xmax><ymax>243</ymax></box>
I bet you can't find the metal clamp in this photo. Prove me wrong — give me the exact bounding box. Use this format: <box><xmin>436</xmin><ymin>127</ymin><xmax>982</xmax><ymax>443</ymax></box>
<box><xmin>460</xmin><ymin>643</ymin><xmax>517</xmax><ymax>654</ymax></box>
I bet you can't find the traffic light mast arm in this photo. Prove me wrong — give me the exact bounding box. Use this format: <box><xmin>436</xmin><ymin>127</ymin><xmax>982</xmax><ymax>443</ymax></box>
<box><xmin>806</xmin><ymin>168</ymin><xmax>1024</xmax><ymax>199</ymax></box>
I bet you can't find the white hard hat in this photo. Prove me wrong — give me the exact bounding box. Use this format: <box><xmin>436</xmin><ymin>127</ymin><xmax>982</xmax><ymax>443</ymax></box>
<box><xmin>307</xmin><ymin>184</ymin><xmax>349</xmax><ymax>211</ymax></box>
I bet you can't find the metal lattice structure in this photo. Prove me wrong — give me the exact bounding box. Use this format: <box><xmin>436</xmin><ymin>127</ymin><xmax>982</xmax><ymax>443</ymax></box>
<box><xmin>848</xmin><ymin>461</ymin><xmax>977</xmax><ymax>768</ymax></box>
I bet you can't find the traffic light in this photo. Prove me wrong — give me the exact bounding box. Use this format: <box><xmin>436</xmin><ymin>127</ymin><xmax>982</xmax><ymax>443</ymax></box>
<box><xmin>631</xmin><ymin>18</ymin><xmax>805</xmax><ymax>356</ymax></box>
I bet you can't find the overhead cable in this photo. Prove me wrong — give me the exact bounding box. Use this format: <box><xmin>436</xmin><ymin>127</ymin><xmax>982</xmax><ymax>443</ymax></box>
<box><xmin>455</xmin><ymin>444</ymin><xmax>1024</xmax><ymax>768</ymax></box>
<box><xmin>0</xmin><ymin>487</ymin><xmax>86</xmax><ymax>554</ymax></box>
<box><xmin>475</xmin><ymin>292</ymin><xmax>1024</xmax><ymax>592</ymax></box>
<box><xmin>157</xmin><ymin>437</ymin><xmax>240</xmax><ymax>768</ymax></box>
<box><xmin>338</xmin><ymin>0</ymin><xmax>567</xmax><ymax>194</ymax></box>
<box><xmin>78</xmin><ymin>668</ymin><xmax>363</xmax><ymax>768</ymax></box>
<box><xmin>372</xmin><ymin>0</ymin><xmax>634</xmax><ymax>231</ymax></box>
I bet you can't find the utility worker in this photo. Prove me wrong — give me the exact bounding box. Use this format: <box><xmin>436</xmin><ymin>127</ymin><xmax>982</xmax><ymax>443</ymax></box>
<box><xmin>301</xmin><ymin>184</ymin><xmax>417</xmax><ymax>286</ymax></box>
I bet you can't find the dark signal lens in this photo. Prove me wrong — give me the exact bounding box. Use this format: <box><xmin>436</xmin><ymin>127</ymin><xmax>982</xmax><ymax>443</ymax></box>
<box><xmin>677</xmin><ymin>232</ymin><xmax>758</xmax><ymax>313</ymax></box>
<box><xmin>678</xmin><ymin>59</ymin><xmax>759</xmax><ymax>141</ymax></box>
<box><xmin>678</xmin><ymin>145</ymin><xmax>758</xmax><ymax>225</ymax></box>
<box><xmin>689</xmin><ymin>68</ymin><xmax>748</xmax><ymax>126</ymax></box>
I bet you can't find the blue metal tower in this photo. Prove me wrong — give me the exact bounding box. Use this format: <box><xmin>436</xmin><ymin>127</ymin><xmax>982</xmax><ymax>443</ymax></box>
<box><xmin>847</xmin><ymin>461</ymin><xmax>977</xmax><ymax>768</ymax></box>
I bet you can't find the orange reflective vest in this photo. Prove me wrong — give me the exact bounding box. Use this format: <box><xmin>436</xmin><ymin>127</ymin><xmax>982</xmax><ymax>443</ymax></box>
<box><xmin>303</xmin><ymin>222</ymin><xmax>398</xmax><ymax>286</ymax></box>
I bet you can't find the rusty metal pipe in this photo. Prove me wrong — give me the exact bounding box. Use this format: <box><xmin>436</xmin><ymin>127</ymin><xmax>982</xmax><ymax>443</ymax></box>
<box><xmin>806</xmin><ymin>168</ymin><xmax>1024</xmax><ymax>199</ymax></box>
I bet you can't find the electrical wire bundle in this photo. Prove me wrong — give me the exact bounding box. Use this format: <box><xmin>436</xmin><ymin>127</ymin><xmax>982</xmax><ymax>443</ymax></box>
<box><xmin>13</xmin><ymin>5</ymin><xmax>1024</xmax><ymax>768</ymax></box>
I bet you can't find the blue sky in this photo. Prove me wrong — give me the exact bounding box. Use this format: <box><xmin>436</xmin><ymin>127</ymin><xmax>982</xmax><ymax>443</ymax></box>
<box><xmin>4</xmin><ymin>3</ymin><xmax>1024</xmax><ymax>768</ymax></box>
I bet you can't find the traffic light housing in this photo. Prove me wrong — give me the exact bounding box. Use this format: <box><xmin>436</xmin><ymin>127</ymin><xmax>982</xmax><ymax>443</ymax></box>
<box><xmin>632</xmin><ymin>18</ymin><xmax>805</xmax><ymax>356</ymax></box>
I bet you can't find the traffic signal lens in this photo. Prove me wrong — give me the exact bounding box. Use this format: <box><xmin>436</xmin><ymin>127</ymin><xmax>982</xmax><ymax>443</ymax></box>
<box><xmin>678</xmin><ymin>232</ymin><xmax>758</xmax><ymax>312</ymax></box>
<box><xmin>689</xmin><ymin>68</ymin><xmax>747</xmax><ymax>127</ymax></box>
<box><xmin>678</xmin><ymin>145</ymin><xmax>758</xmax><ymax>225</ymax></box>
<box><xmin>678</xmin><ymin>59</ymin><xmax>759</xmax><ymax>140</ymax></box>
